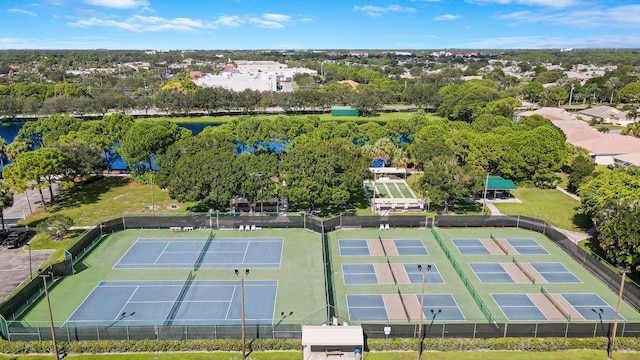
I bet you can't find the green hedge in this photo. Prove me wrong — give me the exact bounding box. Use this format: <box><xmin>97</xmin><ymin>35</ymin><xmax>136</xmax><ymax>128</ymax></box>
<box><xmin>1</xmin><ymin>337</ymin><xmax>640</xmax><ymax>355</ymax></box>
<box><xmin>367</xmin><ymin>337</ymin><xmax>640</xmax><ymax>352</ymax></box>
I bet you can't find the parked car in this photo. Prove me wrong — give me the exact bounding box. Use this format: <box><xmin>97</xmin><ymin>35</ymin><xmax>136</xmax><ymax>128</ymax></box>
<box><xmin>3</xmin><ymin>231</ymin><xmax>28</xmax><ymax>249</ymax></box>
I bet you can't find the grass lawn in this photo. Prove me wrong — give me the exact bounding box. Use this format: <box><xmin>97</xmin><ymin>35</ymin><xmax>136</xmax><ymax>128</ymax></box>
<box><xmin>21</xmin><ymin>177</ymin><xmax>192</xmax><ymax>229</ymax></box>
<box><xmin>494</xmin><ymin>187</ymin><xmax>590</xmax><ymax>231</ymax></box>
<box><xmin>2</xmin><ymin>350</ymin><xmax>639</xmax><ymax>360</ymax></box>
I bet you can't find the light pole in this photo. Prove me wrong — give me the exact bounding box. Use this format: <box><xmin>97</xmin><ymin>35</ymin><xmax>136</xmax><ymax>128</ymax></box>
<box><xmin>26</xmin><ymin>243</ymin><xmax>32</xmax><ymax>277</ymax></box>
<box><xmin>39</xmin><ymin>271</ymin><xmax>59</xmax><ymax>360</ymax></box>
<box><xmin>235</xmin><ymin>269</ymin><xmax>250</xmax><ymax>360</ymax></box>
<box><xmin>417</xmin><ymin>264</ymin><xmax>431</xmax><ymax>360</ymax></box>
<box><xmin>608</xmin><ymin>266</ymin><xmax>630</xmax><ymax>360</ymax></box>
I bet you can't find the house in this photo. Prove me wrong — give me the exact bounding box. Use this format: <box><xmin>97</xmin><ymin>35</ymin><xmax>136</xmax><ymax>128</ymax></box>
<box><xmin>613</xmin><ymin>152</ymin><xmax>640</xmax><ymax>168</ymax></box>
<box><xmin>338</xmin><ymin>80</ymin><xmax>360</xmax><ymax>88</ymax></box>
<box><xmin>579</xmin><ymin>106</ymin><xmax>632</xmax><ymax>126</ymax></box>
<box><xmin>189</xmin><ymin>71</ymin><xmax>202</xmax><ymax>80</ymax></box>
<box><xmin>517</xmin><ymin>107</ymin><xmax>578</xmax><ymax>121</ymax></box>
<box><xmin>572</xmin><ymin>134</ymin><xmax>640</xmax><ymax>165</ymax></box>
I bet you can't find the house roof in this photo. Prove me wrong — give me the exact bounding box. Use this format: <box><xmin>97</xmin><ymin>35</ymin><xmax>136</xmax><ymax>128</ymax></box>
<box><xmin>563</xmin><ymin>127</ymin><xmax>604</xmax><ymax>143</ymax></box>
<box><xmin>302</xmin><ymin>326</ymin><xmax>364</xmax><ymax>347</ymax></box>
<box><xmin>572</xmin><ymin>134</ymin><xmax>640</xmax><ymax>155</ymax></box>
<box><xmin>552</xmin><ymin>119</ymin><xmax>592</xmax><ymax>131</ymax></box>
<box><xmin>519</xmin><ymin>107</ymin><xmax>578</xmax><ymax>121</ymax></box>
<box><xmin>613</xmin><ymin>152</ymin><xmax>640</xmax><ymax>167</ymax></box>
<box><xmin>579</xmin><ymin>106</ymin><xmax>628</xmax><ymax>119</ymax></box>
<box><xmin>338</xmin><ymin>80</ymin><xmax>360</xmax><ymax>88</ymax></box>
<box><xmin>486</xmin><ymin>176</ymin><xmax>517</xmax><ymax>190</ymax></box>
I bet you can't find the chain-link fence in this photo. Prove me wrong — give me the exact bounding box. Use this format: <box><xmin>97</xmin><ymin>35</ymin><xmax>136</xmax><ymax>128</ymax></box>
<box><xmin>3</xmin><ymin>213</ymin><xmax>640</xmax><ymax>341</ymax></box>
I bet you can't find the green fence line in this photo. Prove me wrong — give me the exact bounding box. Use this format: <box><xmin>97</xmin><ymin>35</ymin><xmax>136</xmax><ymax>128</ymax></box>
<box><xmin>0</xmin><ymin>315</ymin><xmax>7</xmax><ymax>340</ymax></box>
<box><xmin>430</xmin><ymin>228</ymin><xmax>496</xmax><ymax>324</ymax></box>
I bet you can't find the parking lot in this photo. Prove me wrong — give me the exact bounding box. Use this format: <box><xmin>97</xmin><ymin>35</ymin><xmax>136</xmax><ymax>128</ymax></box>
<box><xmin>0</xmin><ymin>244</ymin><xmax>54</xmax><ymax>300</ymax></box>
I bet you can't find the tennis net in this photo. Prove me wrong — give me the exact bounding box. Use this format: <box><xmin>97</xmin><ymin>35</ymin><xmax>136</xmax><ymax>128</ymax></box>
<box><xmin>379</xmin><ymin>234</ymin><xmax>387</xmax><ymax>256</ymax></box>
<box><xmin>397</xmin><ymin>288</ymin><xmax>410</xmax><ymax>320</ymax></box>
<box><xmin>491</xmin><ymin>233</ymin><xmax>509</xmax><ymax>255</ymax></box>
<box><xmin>194</xmin><ymin>231</ymin><xmax>215</xmax><ymax>271</ymax></box>
<box><xmin>386</xmin><ymin>258</ymin><xmax>397</xmax><ymax>285</ymax></box>
<box><xmin>512</xmin><ymin>256</ymin><xmax>536</xmax><ymax>284</ymax></box>
<box><xmin>164</xmin><ymin>270</ymin><xmax>195</xmax><ymax>326</ymax></box>
<box><xmin>541</xmin><ymin>286</ymin><xmax>571</xmax><ymax>320</ymax></box>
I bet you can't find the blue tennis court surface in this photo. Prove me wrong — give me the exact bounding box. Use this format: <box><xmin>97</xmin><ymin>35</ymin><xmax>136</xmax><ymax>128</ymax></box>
<box><xmin>493</xmin><ymin>294</ymin><xmax>547</xmax><ymax>320</ymax></box>
<box><xmin>405</xmin><ymin>264</ymin><xmax>445</xmax><ymax>284</ymax></box>
<box><xmin>470</xmin><ymin>263</ymin><xmax>515</xmax><ymax>283</ymax></box>
<box><xmin>452</xmin><ymin>239</ymin><xmax>489</xmax><ymax>255</ymax></box>
<box><xmin>531</xmin><ymin>263</ymin><xmax>581</xmax><ymax>283</ymax></box>
<box><xmin>394</xmin><ymin>240</ymin><xmax>428</xmax><ymax>255</ymax></box>
<box><xmin>64</xmin><ymin>280</ymin><xmax>277</xmax><ymax>327</ymax></box>
<box><xmin>339</xmin><ymin>240</ymin><xmax>370</xmax><ymax>256</ymax></box>
<box><xmin>507</xmin><ymin>238</ymin><xmax>549</xmax><ymax>255</ymax></box>
<box><xmin>114</xmin><ymin>237</ymin><xmax>283</xmax><ymax>269</ymax></box>
<box><xmin>562</xmin><ymin>293</ymin><xmax>620</xmax><ymax>321</ymax></box>
<box><xmin>346</xmin><ymin>294</ymin><xmax>464</xmax><ymax>322</ymax></box>
<box><xmin>342</xmin><ymin>264</ymin><xmax>378</xmax><ymax>284</ymax></box>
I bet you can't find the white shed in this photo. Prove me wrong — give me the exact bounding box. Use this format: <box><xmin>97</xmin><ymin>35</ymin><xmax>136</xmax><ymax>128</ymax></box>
<box><xmin>302</xmin><ymin>325</ymin><xmax>364</xmax><ymax>360</ymax></box>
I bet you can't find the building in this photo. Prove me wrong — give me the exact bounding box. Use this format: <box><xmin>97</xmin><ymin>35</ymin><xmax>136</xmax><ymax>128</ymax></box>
<box><xmin>517</xmin><ymin>107</ymin><xmax>578</xmax><ymax>121</ymax></box>
<box><xmin>613</xmin><ymin>152</ymin><xmax>640</xmax><ymax>168</ymax></box>
<box><xmin>579</xmin><ymin>106</ymin><xmax>631</xmax><ymax>126</ymax></box>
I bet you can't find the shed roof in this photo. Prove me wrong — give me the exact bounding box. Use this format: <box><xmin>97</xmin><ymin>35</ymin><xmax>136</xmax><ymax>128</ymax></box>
<box><xmin>302</xmin><ymin>326</ymin><xmax>364</xmax><ymax>347</ymax></box>
<box><xmin>487</xmin><ymin>176</ymin><xmax>517</xmax><ymax>190</ymax></box>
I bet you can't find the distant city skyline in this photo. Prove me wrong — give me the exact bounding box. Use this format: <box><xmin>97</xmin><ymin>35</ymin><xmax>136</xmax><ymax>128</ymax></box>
<box><xmin>1</xmin><ymin>0</ymin><xmax>639</xmax><ymax>50</ymax></box>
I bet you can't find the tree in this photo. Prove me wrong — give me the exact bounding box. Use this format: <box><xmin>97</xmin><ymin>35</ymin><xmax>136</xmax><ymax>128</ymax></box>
<box><xmin>281</xmin><ymin>137</ymin><xmax>370</xmax><ymax>212</ymax></box>
<box><xmin>567</xmin><ymin>154</ymin><xmax>595</xmax><ymax>193</ymax></box>
<box><xmin>417</xmin><ymin>155</ymin><xmax>482</xmax><ymax>213</ymax></box>
<box><xmin>579</xmin><ymin>168</ymin><xmax>640</xmax><ymax>219</ymax></box>
<box><xmin>0</xmin><ymin>181</ymin><xmax>14</xmax><ymax>231</ymax></box>
<box><xmin>37</xmin><ymin>214</ymin><xmax>74</xmax><ymax>240</ymax></box>
<box><xmin>120</xmin><ymin>120</ymin><xmax>187</xmax><ymax>173</ymax></box>
<box><xmin>3</xmin><ymin>148</ymin><xmax>66</xmax><ymax>211</ymax></box>
<box><xmin>594</xmin><ymin>199</ymin><xmax>640</xmax><ymax>270</ymax></box>
<box><xmin>235</xmin><ymin>152</ymin><xmax>280</xmax><ymax>211</ymax></box>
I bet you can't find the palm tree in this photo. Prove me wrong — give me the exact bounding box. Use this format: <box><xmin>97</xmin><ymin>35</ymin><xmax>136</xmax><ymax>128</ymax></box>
<box><xmin>626</xmin><ymin>105</ymin><xmax>638</xmax><ymax>125</ymax></box>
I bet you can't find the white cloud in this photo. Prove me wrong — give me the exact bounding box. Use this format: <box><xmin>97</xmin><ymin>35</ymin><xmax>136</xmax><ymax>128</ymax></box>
<box><xmin>82</xmin><ymin>0</ymin><xmax>150</xmax><ymax>9</ymax></box>
<box><xmin>461</xmin><ymin>34</ymin><xmax>640</xmax><ymax>48</ymax></box>
<box><xmin>215</xmin><ymin>15</ymin><xmax>244</xmax><ymax>27</ymax></box>
<box><xmin>434</xmin><ymin>14</ymin><xmax>460</xmax><ymax>20</ymax></box>
<box><xmin>496</xmin><ymin>4</ymin><xmax>640</xmax><ymax>28</ymax></box>
<box><xmin>466</xmin><ymin>0</ymin><xmax>577</xmax><ymax>8</ymax></box>
<box><xmin>215</xmin><ymin>13</ymin><xmax>295</xmax><ymax>29</ymax></box>
<box><xmin>69</xmin><ymin>15</ymin><xmax>215</xmax><ymax>32</ymax></box>
<box><xmin>8</xmin><ymin>8</ymin><xmax>37</xmax><ymax>16</ymax></box>
<box><xmin>0</xmin><ymin>36</ymin><xmax>123</xmax><ymax>49</ymax></box>
<box><xmin>353</xmin><ymin>4</ymin><xmax>417</xmax><ymax>17</ymax></box>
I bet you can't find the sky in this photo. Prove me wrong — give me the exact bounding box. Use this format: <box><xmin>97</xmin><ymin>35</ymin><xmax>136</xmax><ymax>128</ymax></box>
<box><xmin>1</xmin><ymin>0</ymin><xmax>639</xmax><ymax>50</ymax></box>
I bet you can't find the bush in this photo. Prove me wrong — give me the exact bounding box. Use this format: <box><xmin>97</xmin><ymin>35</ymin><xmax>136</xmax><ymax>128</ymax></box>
<box><xmin>1</xmin><ymin>337</ymin><xmax>640</xmax><ymax>355</ymax></box>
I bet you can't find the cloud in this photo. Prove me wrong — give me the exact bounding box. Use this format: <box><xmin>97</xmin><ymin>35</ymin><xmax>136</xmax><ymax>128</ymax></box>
<box><xmin>8</xmin><ymin>8</ymin><xmax>37</xmax><ymax>16</ymax></box>
<box><xmin>434</xmin><ymin>14</ymin><xmax>460</xmax><ymax>20</ymax></box>
<box><xmin>215</xmin><ymin>13</ymin><xmax>295</xmax><ymax>29</ymax></box>
<box><xmin>215</xmin><ymin>15</ymin><xmax>243</xmax><ymax>27</ymax></box>
<box><xmin>69</xmin><ymin>15</ymin><xmax>215</xmax><ymax>32</ymax></box>
<box><xmin>0</xmin><ymin>36</ymin><xmax>124</xmax><ymax>49</ymax></box>
<box><xmin>353</xmin><ymin>4</ymin><xmax>417</xmax><ymax>17</ymax></box>
<box><xmin>410</xmin><ymin>0</ymin><xmax>440</xmax><ymax>2</ymax></box>
<box><xmin>82</xmin><ymin>0</ymin><xmax>150</xmax><ymax>9</ymax></box>
<box><xmin>496</xmin><ymin>4</ymin><xmax>640</xmax><ymax>28</ymax></box>
<box><xmin>460</xmin><ymin>34</ymin><xmax>640</xmax><ymax>48</ymax></box>
<box><xmin>466</xmin><ymin>0</ymin><xmax>577</xmax><ymax>8</ymax></box>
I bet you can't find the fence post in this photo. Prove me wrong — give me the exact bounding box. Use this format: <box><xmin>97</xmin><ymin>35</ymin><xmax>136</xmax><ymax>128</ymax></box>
<box><xmin>126</xmin><ymin>322</ymin><xmax>130</xmax><ymax>341</ymax></box>
<box><xmin>473</xmin><ymin>322</ymin><xmax>477</xmax><ymax>339</ymax></box>
<box><xmin>593</xmin><ymin>322</ymin><xmax>597</xmax><ymax>338</ymax></box>
<box><xmin>516</xmin><ymin>215</ymin><xmax>519</xmax><ymax>228</ymax></box>
<box><xmin>503</xmin><ymin>322</ymin><xmax>508</xmax><ymax>337</ymax></box>
<box><xmin>122</xmin><ymin>216</ymin><xmax>126</xmax><ymax>230</ymax></box>
<box><xmin>534</xmin><ymin>321</ymin><xmax>538</xmax><ymax>338</ymax></box>
<box><xmin>564</xmin><ymin>320</ymin><xmax>569</xmax><ymax>337</ymax></box>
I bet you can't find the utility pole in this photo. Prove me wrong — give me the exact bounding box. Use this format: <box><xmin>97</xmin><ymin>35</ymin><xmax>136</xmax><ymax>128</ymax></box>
<box><xmin>40</xmin><ymin>272</ymin><xmax>60</xmax><ymax>360</ymax></box>
<box><xmin>608</xmin><ymin>267</ymin><xmax>629</xmax><ymax>360</ymax></box>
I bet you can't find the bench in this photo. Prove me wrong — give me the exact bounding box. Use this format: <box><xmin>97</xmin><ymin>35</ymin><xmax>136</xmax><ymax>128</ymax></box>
<box><xmin>183</xmin><ymin>226</ymin><xmax>194</xmax><ymax>231</ymax></box>
<box><xmin>325</xmin><ymin>350</ymin><xmax>344</xmax><ymax>357</ymax></box>
<box><xmin>169</xmin><ymin>227</ymin><xmax>181</xmax><ymax>232</ymax></box>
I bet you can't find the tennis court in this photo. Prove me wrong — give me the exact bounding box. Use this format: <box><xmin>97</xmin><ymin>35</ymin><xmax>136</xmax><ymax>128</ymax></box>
<box><xmin>341</xmin><ymin>263</ymin><xmax>444</xmax><ymax>285</ymax></box>
<box><xmin>492</xmin><ymin>292</ymin><xmax>620</xmax><ymax>321</ymax></box>
<box><xmin>338</xmin><ymin>239</ymin><xmax>427</xmax><ymax>256</ymax></box>
<box><xmin>470</xmin><ymin>262</ymin><xmax>581</xmax><ymax>284</ymax></box>
<box><xmin>452</xmin><ymin>238</ymin><xmax>548</xmax><ymax>256</ymax></box>
<box><xmin>64</xmin><ymin>279</ymin><xmax>277</xmax><ymax>327</ymax></box>
<box><xmin>346</xmin><ymin>294</ymin><xmax>465</xmax><ymax>322</ymax></box>
<box><xmin>114</xmin><ymin>237</ymin><xmax>283</xmax><ymax>269</ymax></box>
